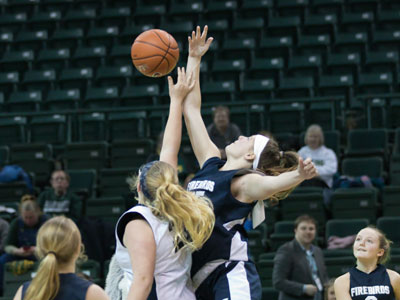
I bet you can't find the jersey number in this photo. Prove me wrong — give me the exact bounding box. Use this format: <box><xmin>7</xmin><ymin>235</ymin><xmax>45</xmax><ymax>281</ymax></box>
<box><xmin>365</xmin><ymin>296</ymin><xmax>377</xmax><ymax>300</ymax></box>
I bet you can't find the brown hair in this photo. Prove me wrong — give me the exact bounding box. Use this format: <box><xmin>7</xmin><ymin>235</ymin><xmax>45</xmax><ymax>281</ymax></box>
<box><xmin>256</xmin><ymin>138</ymin><xmax>299</xmax><ymax>201</ymax></box>
<box><xmin>294</xmin><ymin>214</ymin><xmax>317</xmax><ymax>229</ymax></box>
<box><xmin>51</xmin><ymin>170</ymin><xmax>70</xmax><ymax>183</ymax></box>
<box><xmin>212</xmin><ymin>105</ymin><xmax>230</xmax><ymax>119</ymax></box>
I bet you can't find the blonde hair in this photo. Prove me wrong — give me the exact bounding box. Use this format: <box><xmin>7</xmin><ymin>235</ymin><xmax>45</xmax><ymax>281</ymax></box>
<box><xmin>24</xmin><ymin>216</ymin><xmax>84</xmax><ymax>300</ymax></box>
<box><xmin>363</xmin><ymin>226</ymin><xmax>393</xmax><ymax>265</ymax></box>
<box><xmin>128</xmin><ymin>161</ymin><xmax>215</xmax><ymax>252</ymax></box>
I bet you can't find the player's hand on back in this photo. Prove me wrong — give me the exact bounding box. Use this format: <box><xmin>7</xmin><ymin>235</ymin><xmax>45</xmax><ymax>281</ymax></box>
<box><xmin>189</xmin><ymin>25</ymin><xmax>213</xmax><ymax>58</ymax></box>
<box><xmin>168</xmin><ymin>67</ymin><xmax>195</xmax><ymax>103</ymax></box>
<box><xmin>297</xmin><ymin>157</ymin><xmax>318</xmax><ymax>180</ymax></box>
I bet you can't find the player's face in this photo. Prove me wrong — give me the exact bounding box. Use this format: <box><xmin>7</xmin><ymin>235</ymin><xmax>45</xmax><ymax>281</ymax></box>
<box><xmin>294</xmin><ymin>221</ymin><xmax>316</xmax><ymax>247</ymax></box>
<box><xmin>226</xmin><ymin>135</ymin><xmax>255</xmax><ymax>159</ymax></box>
<box><xmin>353</xmin><ymin>228</ymin><xmax>384</xmax><ymax>262</ymax></box>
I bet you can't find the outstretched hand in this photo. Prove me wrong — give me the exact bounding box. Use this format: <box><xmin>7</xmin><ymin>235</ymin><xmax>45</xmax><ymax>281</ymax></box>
<box><xmin>297</xmin><ymin>157</ymin><xmax>318</xmax><ymax>180</ymax></box>
<box><xmin>168</xmin><ymin>67</ymin><xmax>195</xmax><ymax>102</ymax></box>
<box><xmin>189</xmin><ymin>25</ymin><xmax>214</xmax><ymax>58</ymax></box>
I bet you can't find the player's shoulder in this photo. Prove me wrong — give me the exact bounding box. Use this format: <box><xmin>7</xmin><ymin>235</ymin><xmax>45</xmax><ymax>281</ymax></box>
<box><xmin>335</xmin><ymin>272</ymin><xmax>350</xmax><ymax>286</ymax></box>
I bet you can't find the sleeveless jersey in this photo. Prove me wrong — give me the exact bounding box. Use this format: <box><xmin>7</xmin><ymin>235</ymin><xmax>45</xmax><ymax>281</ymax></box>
<box><xmin>349</xmin><ymin>264</ymin><xmax>395</xmax><ymax>300</ymax></box>
<box><xmin>21</xmin><ymin>273</ymin><xmax>92</xmax><ymax>300</ymax></box>
<box><xmin>186</xmin><ymin>157</ymin><xmax>256</xmax><ymax>277</ymax></box>
<box><xmin>114</xmin><ymin>205</ymin><xmax>195</xmax><ymax>300</ymax></box>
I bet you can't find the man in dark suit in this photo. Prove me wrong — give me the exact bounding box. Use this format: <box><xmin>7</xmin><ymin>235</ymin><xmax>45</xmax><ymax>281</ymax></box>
<box><xmin>273</xmin><ymin>215</ymin><xmax>329</xmax><ymax>300</ymax></box>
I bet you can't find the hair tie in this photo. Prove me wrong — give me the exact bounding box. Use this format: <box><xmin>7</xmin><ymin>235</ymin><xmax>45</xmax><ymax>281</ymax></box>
<box><xmin>253</xmin><ymin>135</ymin><xmax>270</xmax><ymax>170</ymax></box>
<box><xmin>46</xmin><ymin>251</ymin><xmax>57</xmax><ymax>257</ymax></box>
<box><xmin>139</xmin><ymin>161</ymin><xmax>157</xmax><ymax>201</ymax></box>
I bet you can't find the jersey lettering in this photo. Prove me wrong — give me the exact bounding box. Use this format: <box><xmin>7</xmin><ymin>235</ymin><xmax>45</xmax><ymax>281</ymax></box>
<box><xmin>351</xmin><ymin>285</ymin><xmax>390</xmax><ymax>297</ymax></box>
<box><xmin>365</xmin><ymin>296</ymin><xmax>378</xmax><ymax>300</ymax></box>
<box><xmin>187</xmin><ymin>180</ymin><xmax>215</xmax><ymax>192</ymax></box>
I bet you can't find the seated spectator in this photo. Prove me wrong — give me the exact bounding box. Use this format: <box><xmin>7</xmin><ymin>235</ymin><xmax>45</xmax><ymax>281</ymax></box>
<box><xmin>324</xmin><ymin>278</ymin><xmax>336</xmax><ymax>300</ymax></box>
<box><xmin>206</xmin><ymin>105</ymin><xmax>242</xmax><ymax>160</ymax></box>
<box><xmin>37</xmin><ymin>170</ymin><xmax>83</xmax><ymax>222</ymax></box>
<box><xmin>0</xmin><ymin>218</ymin><xmax>9</xmax><ymax>255</ymax></box>
<box><xmin>298</xmin><ymin>124</ymin><xmax>338</xmax><ymax>189</ymax></box>
<box><xmin>0</xmin><ymin>195</ymin><xmax>48</xmax><ymax>295</ymax></box>
<box><xmin>273</xmin><ymin>215</ymin><xmax>329</xmax><ymax>300</ymax></box>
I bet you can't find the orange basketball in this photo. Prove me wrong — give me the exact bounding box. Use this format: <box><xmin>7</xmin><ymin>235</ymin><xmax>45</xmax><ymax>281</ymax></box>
<box><xmin>131</xmin><ymin>29</ymin><xmax>180</xmax><ymax>77</ymax></box>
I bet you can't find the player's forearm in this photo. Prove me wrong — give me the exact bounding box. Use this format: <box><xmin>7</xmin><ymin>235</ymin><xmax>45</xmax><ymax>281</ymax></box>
<box><xmin>183</xmin><ymin>55</ymin><xmax>202</xmax><ymax>115</ymax></box>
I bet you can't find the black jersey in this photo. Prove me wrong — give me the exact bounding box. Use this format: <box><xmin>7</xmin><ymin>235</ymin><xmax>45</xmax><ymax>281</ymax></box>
<box><xmin>349</xmin><ymin>264</ymin><xmax>395</xmax><ymax>300</ymax></box>
<box><xmin>187</xmin><ymin>157</ymin><xmax>256</xmax><ymax>277</ymax></box>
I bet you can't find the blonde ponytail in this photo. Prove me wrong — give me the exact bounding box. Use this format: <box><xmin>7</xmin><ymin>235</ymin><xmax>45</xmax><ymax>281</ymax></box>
<box><xmin>130</xmin><ymin>161</ymin><xmax>215</xmax><ymax>251</ymax></box>
<box><xmin>24</xmin><ymin>216</ymin><xmax>82</xmax><ymax>300</ymax></box>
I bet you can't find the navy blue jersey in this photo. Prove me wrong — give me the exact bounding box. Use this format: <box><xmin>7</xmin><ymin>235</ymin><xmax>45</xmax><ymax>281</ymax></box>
<box><xmin>21</xmin><ymin>273</ymin><xmax>92</xmax><ymax>300</ymax></box>
<box><xmin>349</xmin><ymin>264</ymin><xmax>395</xmax><ymax>300</ymax></box>
<box><xmin>187</xmin><ymin>157</ymin><xmax>256</xmax><ymax>276</ymax></box>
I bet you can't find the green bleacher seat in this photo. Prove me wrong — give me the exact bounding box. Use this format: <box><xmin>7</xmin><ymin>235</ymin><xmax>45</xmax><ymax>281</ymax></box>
<box><xmin>10</xmin><ymin>143</ymin><xmax>53</xmax><ymax>185</ymax></box>
<box><xmin>99</xmin><ymin>167</ymin><xmax>134</xmax><ymax>198</ymax></box>
<box><xmin>231</xmin><ymin>17</ymin><xmax>264</xmax><ymax>40</ymax></box>
<box><xmin>7</xmin><ymin>90</ymin><xmax>42</xmax><ymax>112</ymax></box>
<box><xmin>342</xmin><ymin>157</ymin><xmax>384</xmax><ymax>179</ymax></box>
<box><xmin>72</xmin><ymin>46</ymin><xmax>106</xmax><ymax>68</ymax></box>
<box><xmin>390</xmin><ymin>128</ymin><xmax>400</xmax><ymax>184</ymax></box>
<box><xmin>110</xmin><ymin>139</ymin><xmax>154</xmax><ymax>168</ymax></box>
<box><xmin>13</xmin><ymin>30</ymin><xmax>48</xmax><ymax>52</ymax></box>
<box><xmin>240</xmin><ymin>79</ymin><xmax>275</xmax><ymax>100</ymax></box>
<box><xmin>0</xmin><ymin>50</ymin><xmax>34</xmax><ymax>72</ymax></box>
<box><xmin>340</xmin><ymin>12</ymin><xmax>374</xmax><ymax>33</ymax></box>
<box><xmin>296</xmin><ymin>34</ymin><xmax>331</xmax><ymax>57</ymax></box>
<box><xmin>0</xmin><ymin>12</ymin><xmax>27</xmax><ymax>33</ymax></box>
<box><xmin>22</xmin><ymin>69</ymin><xmax>56</xmax><ymax>91</ymax></box>
<box><xmin>280</xmin><ymin>193</ymin><xmax>326</xmax><ymax>229</ymax></box>
<box><xmin>202</xmin><ymin>80</ymin><xmax>235</xmax><ymax>103</ymax></box>
<box><xmin>325</xmin><ymin>256</ymin><xmax>355</xmax><ymax>278</ymax></box>
<box><xmin>212</xmin><ymin>59</ymin><xmax>246</xmax><ymax>88</ymax></box>
<box><xmin>49</xmin><ymin>28</ymin><xmax>84</xmax><ymax>49</ymax></box>
<box><xmin>347</xmin><ymin>0</ymin><xmax>379</xmax><ymax>13</ymax></box>
<box><xmin>378</xmin><ymin>10</ymin><xmax>400</xmax><ymax>30</ymax></box>
<box><xmin>45</xmin><ymin>88</ymin><xmax>80</xmax><ymax>110</ymax></box>
<box><xmin>161</xmin><ymin>21</ymin><xmax>194</xmax><ymax>45</ymax></box>
<box><xmin>230</xmin><ymin>105</ymin><xmax>265</xmax><ymax>135</ymax></box>
<box><xmin>247</xmin><ymin>57</ymin><xmax>284</xmax><ymax>82</ymax></box>
<box><xmin>303</xmin><ymin>14</ymin><xmax>337</xmax><ymax>39</ymax></box>
<box><xmin>0</xmin><ymin>116</ymin><xmax>26</xmax><ymax>145</ymax></box>
<box><xmin>261</xmin><ymin>287</ymin><xmax>279</xmax><ymax>299</ymax></box>
<box><xmin>270</xmin><ymin>220</ymin><xmax>295</xmax><ymax>251</ymax></box>
<box><xmin>331</xmin><ymin>188</ymin><xmax>378</xmax><ymax>221</ymax></box>
<box><xmin>97</xmin><ymin>7</ymin><xmax>131</xmax><ymax>28</ymax></box>
<box><xmin>3</xmin><ymin>262</ymin><xmax>38</xmax><ymax>297</ymax></box>
<box><xmin>334</xmin><ymin>32</ymin><xmax>368</xmax><ymax>56</ymax></box>
<box><xmin>219</xmin><ymin>38</ymin><xmax>255</xmax><ymax>66</ymax></box>
<box><xmin>239</xmin><ymin>0</ymin><xmax>272</xmax><ymax>19</ymax></box>
<box><xmin>382</xmin><ymin>186</ymin><xmax>400</xmax><ymax>215</ymax></box>
<box><xmin>257</xmin><ymin>36</ymin><xmax>293</xmax><ymax>61</ymax></box>
<box><xmin>258</xmin><ymin>258</ymin><xmax>275</xmax><ymax>288</ymax></box>
<box><xmin>269</xmin><ymin>103</ymin><xmax>305</xmax><ymax>134</ymax></box>
<box><xmin>108</xmin><ymin>111</ymin><xmax>147</xmax><ymax>141</ymax></box>
<box><xmin>372</xmin><ymin>30</ymin><xmax>400</xmax><ymax>52</ymax></box>
<box><xmin>7</xmin><ymin>0</ymin><xmax>40</xmax><ymax>14</ymax></box>
<box><xmin>76</xmin><ymin>259</ymin><xmax>101</xmax><ymax>285</ymax></box>
<box><xmin>306</xmin><ymin>101</ymin><xmax>338</xmax><ymax>131</ymax></box>
<box><xmin>86</xmin><ymin>26</ymin><xmax>119</xmax><ymax>48</ymax></box>
<box><xmin>346</xmin><ymin>128</ymin><xmax>388</xmax><ymax>159</ymax></box>
<box><xmin>0</xmin><ymin>181</ymin><xmax>29</xmax><ymax>204</ymax></box>
<box><xmin>0</xmin><ymin>31</ymin><xmax>13</xmax><ymax>58</ymax></box>
<box><xmin>78</xmin><ymin>112</ymin><xmax>106</xmax><ymax>141</ymax></box>
<box><xmin>276</xmin><ymin>0</ymin><xmax>309</xmax><ymax>18</ymax></box>
<box><xmin>247</xmin><ymin>229</ymin><xmax>264</xmax><ymax>260</ymax></box>
<box><xmin>121</xmin><ymin>84</ymin><xmax>159</xmax><ymax>106</ymax></box>
<box><xmin>311</xmin><ymin>0</ymin><xmax>344</xmax><ymax>15</ymax></box>
<box><xmin>0</xmin><ymin>145</ymin><xmax>9</xmax><ymax>164</ymax></box>
<box><xmin>41</xmin><ymin>0</ymin><xmax>73</xmax><ymax>13</ymax></box>
<box><xmin>318</xmin><ymin>74</ymin><xmax>354</xmax><ymax>104</ymax></box>
<box><xmin>325</xmin><ymin>218</ymin><xmax>369</xmax><ymax>240</ymax></box>
<box><xmin>95</xmin><ymin>65</ymin><xmax>132</xmax><ymax>89</ymax></box>
<box><xmin>358</xmin><ymin>72</ymin><xmax>394</xmax><ymax>94</ymax></box>
<box><xmin>68</xmin><ymin>168</ymin><xmax>97</xmax><ymax>199</ymax></box>
<box><xmin>59</xmin><ymin>67</ymin><xmax>93</xmax><ymax>91</ymax></box>
<box><xmin>326</xmin><ymin>52</ymin><xmax>361</xmax><ymax>79</ymax></box>
<box><xmin>108</xmin><ymin>44</ymin><xmax>131</xmax><ymax>66</ymax></box>
<box><xmin>365</xmin><ymin>51</ymin><xmax>399</xmax><ymax>74</ymax></box>
<box><xmin>267</xmin><ymin>16</ymin><xmax>301</xmax><ymax>41</ymax></box>
<box><xmin>198</xmin><ymin>19</ymin><xmax>228</xmax><ymax>46</ymax></box>
<box><xmin>63</xmin><ymin>9</ymin><xmax>96</xmax><ymax>30</ymax></box>
<box><xmin>36</xmin><ymin>48</ymin><xmax>70</xmax><ymax>70</ymax></box>
<box><xmin>86</xmin><ymin>196</ymin><xmax>125</xmax><ymax>224</ymax></box>
<box><xmin>29</xmin><ymin>10</ymin><xmax>62</xmax><ymax>31</ymax></box>
<box><xmin>83</xmin><ymin>86</ymin><xmax>119</xmax><ymax>108</ymax></box>
<box><xmin>288</xmin><ymin>54</ymin><xmax>322</xmax><ymax>79</ymax></box>
<box><xmin>277</xmin><ymin>77</ymin><xmax>314</xmax><ymax>98</ymax></box>
<box><xmin>133</xmin><ymin>4</ymin><xmax>166</xmax><ymax>26</ymax></box>
<box><xmin>119</xmin><ymin>23</ymin><xmax>155</xmax><ymax>44</ymax></box>
<box><xmin>30</xmin><ymin>114</ymin><xmax>69</xmax><ymax>144</ymax></box>
<box><xmin>65</xmin><ymin>142</ymin><xmax>108</xmax><ymax>171</ymax></box>
<box><xmin>204</xmin><ymin>1</ymin><xmax>237</xmax><ymax>25</ymax></box>
<box><xmin>168</xmin><ymin>2</ymin><xmax>203</xmax><ymax>23</ymax></box>
<box><xmin>0</xmin><ymin>71</ymin><xmax>19</xmax><ymax>97</ymax></box>
<box><xmin>377</xmin><ymin>216</ymin><xmax>400</xmax><ymax>247</ymax></box>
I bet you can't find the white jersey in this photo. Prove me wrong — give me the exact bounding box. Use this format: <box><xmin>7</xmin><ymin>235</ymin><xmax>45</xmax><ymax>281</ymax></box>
<box><xmin>114</xmin><ymin>205</ymin><xmax>195</xmax><ymax>300</ymax></box>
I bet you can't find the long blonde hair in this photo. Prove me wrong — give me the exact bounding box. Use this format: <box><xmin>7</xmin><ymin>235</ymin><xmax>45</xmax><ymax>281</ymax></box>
<box><xmin>24</xmin><ymin>216</ymin><xmax>83</xmax><ymax>300</ymax></box>
<box><xmin>129</xmin><ymin>161</ymin><xmax>215</xmax><ymax>252</ymax></box>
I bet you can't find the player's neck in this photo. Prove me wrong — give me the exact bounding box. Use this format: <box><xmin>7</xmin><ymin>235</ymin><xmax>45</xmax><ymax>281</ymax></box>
<box><xmin>356</xmin><ymin>260</ymin><xmax>379</xmax><ymax>274</ymax></box>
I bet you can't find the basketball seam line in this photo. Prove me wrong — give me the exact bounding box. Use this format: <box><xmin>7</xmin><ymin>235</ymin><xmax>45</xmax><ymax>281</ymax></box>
<box><xmin>148</xmin><ymin>30</ymin><xmax>171</xmax><ymax>74</ymax></box>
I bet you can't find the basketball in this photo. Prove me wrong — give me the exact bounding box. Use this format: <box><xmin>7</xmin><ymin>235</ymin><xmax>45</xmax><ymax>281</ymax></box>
<box><xmin>131</xmin><ymin>29</ymin><xmax>180</xmax><ymax>77</ymax></box>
